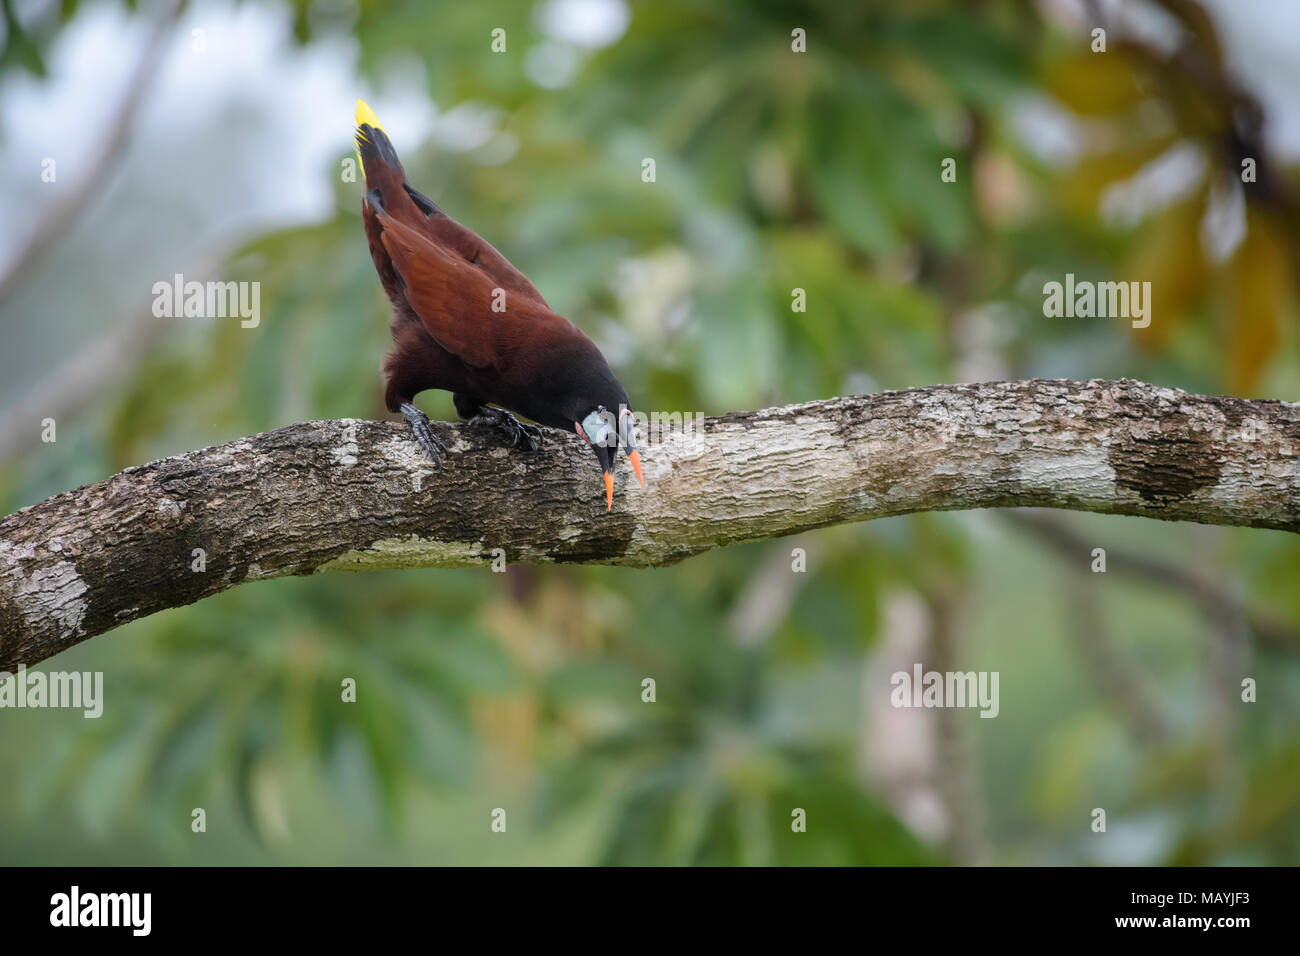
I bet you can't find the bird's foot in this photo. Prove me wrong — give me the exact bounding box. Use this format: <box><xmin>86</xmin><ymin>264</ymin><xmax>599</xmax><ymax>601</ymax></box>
<box><xmin>467</xmin><ymin>407</ymin><xmax>542</xmax><ymax>451</ymax></box>
<box><xmin>400</xmin><ymin>402</ymin><xmax>446</xmax><ymax>463</ymax></box>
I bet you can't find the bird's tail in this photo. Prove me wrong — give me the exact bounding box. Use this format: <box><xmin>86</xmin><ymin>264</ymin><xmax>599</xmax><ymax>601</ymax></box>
<box><xmin>353</xmin><ymin>98</ymin><xmax>405</xmax><ymax>190</ymax></box>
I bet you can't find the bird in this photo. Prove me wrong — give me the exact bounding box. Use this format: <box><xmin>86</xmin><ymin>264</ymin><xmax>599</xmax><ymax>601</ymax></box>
<box><xmin>352</xmin><ymin>99</ymin><xmax>644</xmax><ymax>512</ymax></box>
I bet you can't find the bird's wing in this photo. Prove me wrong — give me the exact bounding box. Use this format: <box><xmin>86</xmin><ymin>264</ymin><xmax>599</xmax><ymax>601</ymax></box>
<box><xmin>403</xmin><ymin>184</ymin><xmax>551</xmax><ymax>310</ymax></box>
<box><xmin>374</xmin><ymin>206</ymin><xmax>563</xmax><ymax>371</ymax></box>
<box><xmin>354</xmin><ymin>102</ymin><xmax>550</xmax><ymax>313</ymax></box>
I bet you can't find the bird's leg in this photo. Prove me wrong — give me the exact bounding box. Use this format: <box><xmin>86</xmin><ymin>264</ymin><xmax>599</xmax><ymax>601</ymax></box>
<box><xmin>400</xmin><ymin>402</ymin><xmax>446</xmax><ymax>462</ymax></box>
<box><xmin>467</xmin><ymin>406</ymin><xmax>542</xmax><ymax>451</ymax></box>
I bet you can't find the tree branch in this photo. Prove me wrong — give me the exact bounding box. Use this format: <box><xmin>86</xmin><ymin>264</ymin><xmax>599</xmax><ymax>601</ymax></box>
<box><xmin>2</xmin><ymin>377</ymin><xmax>1298</xmax><ymax>669</ymax></box>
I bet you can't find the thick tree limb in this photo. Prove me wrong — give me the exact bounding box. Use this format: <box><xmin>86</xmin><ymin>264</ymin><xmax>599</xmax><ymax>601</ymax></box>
<box><xmin>2</xmin><ymin>378</ymin><xmax>1298</xmax><ymax>669</ymax></box>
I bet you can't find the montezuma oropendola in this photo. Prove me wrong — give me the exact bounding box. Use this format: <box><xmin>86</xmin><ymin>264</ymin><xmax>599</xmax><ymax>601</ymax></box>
<box><xmin>353</xmin><ymin>99</ymin><xmax>644</xmax><ymax>511</ymax></box>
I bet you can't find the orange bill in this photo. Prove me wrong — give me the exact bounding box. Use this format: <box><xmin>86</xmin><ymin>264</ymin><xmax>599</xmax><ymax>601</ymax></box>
<box><xmin>604</xmin><ymin>471</ymin><xmax>615</xmax><ymax>511</ymax></box>
<box><xmin>628</xmin><ymin>449</ymin><xmax>645</xmax><ymax>489</ymax></box>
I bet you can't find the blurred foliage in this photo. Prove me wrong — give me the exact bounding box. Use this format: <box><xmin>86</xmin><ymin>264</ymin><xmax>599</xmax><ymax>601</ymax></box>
<box><xmin>2</xmin><ymin>0</ymin><xmax>1300</xmax><ymax>865</ymax></box>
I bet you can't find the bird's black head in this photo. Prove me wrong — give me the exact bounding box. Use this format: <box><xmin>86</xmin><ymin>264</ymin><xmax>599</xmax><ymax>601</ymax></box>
<box><xmin>575</xmin><ymin>403</ymin><xmax>645</xmax><ymax>509</ymax></box>
<box><xmin>561</xmin><ymin>367</ymin><xmax>641</xmax><ymax>510</ymax></box>
<box><xmin>555</xmin><ymin>343</ymin><xmax>645</xmax><ymax>510</ymax></box>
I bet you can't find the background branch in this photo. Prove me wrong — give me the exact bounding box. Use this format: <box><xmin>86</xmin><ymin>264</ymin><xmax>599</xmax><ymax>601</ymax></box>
<box><xmin>1003</xmin><ymin>509</ymin><xmax>1300</xmax><ymax>653</ymax></box>
<box><xmin>0</xmin><ymin>0</ymin><xmax>183</xmax><ymax>310</ymax></box>
<box><xmin>0</xmin><ymin>312</ymin><xmax>172</xmax><ymax>466</ymax></box>
<box><xmin>2</xmin><ymin>377</ymin><xmax>1299</xmax><ymax>669</ymax></box>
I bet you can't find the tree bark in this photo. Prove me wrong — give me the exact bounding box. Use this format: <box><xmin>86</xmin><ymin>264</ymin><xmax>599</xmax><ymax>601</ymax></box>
<box><xmin>2</xmin><ymin>377</ymin><xmax>1298</xmax><ymax>669</ymax></box>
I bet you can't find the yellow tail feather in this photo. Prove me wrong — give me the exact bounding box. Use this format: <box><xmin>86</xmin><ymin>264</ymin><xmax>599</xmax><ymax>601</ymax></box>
<box><xmin>355</xmin><ymin>98</ymin><xmax>385</xmax><ymax>134</ymax></box>
<box><xmin>354</xmin><ymin>98</ymin><xmax>386</xmax><ymax>175</ymax></box>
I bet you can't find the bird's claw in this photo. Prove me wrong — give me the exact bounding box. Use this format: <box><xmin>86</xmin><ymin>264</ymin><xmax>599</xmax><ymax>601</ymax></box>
<box><xmin>400</xmin><ymin>402</ymin><xmax>446</xmax><ymax>463</ymax></box>
<box><xmin>468</xmin><ymin>407</ymin><xmax>541</xmax><ymax>451</ymax></box>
